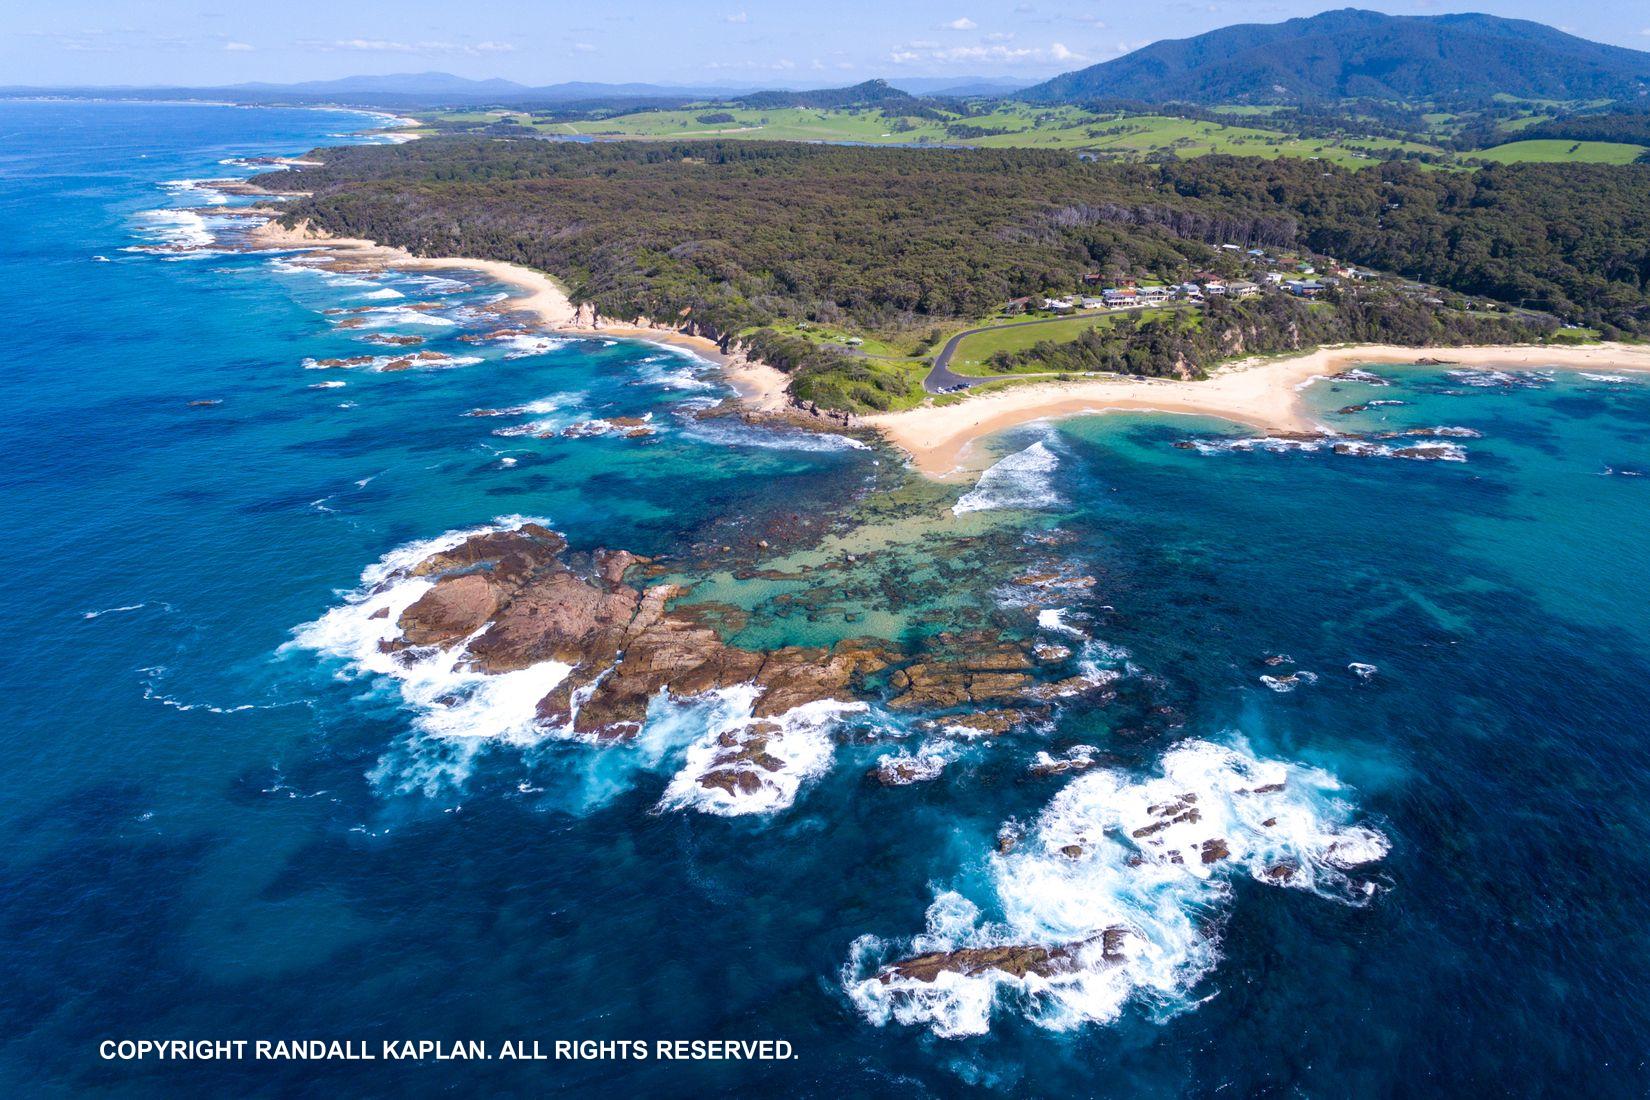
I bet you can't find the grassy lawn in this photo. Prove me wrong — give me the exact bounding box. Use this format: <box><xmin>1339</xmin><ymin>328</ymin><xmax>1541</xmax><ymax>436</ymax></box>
<box><xmin>1474</xmin><ymin>139</ymin><xmax>1648</xmax><ymax>164</ymax></box>
<box><xmin>950</xmin><ymin>313</ymin><xmax>1118</xmax><ymax>367</ymax></box>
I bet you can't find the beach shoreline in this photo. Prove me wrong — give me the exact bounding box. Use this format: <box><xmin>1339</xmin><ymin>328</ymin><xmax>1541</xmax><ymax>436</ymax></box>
<box><xmin>246</xmin><ymin>217</ymin><xmax>794</xmax><ymax>412</ymax></box>
<box><xmin>866</xmin><ymin>342</ymin><xmax>1650</xmax><ymax>479</ymax></box>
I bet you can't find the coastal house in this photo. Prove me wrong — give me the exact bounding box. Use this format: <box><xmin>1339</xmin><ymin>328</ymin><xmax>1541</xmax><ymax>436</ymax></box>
<box><xmin>1263</xmin><ymin>271</ymin><xmax>1285</xmax><ymax>285</ymax></box>
<box><xmin>1285</xmin><ymin>279</ymin><xmax>1326</xmax><ymax>297</ymax></box>
<box><xmin>1136</xmin><ymin>285</ymin><xmax>1172</xmax><ymax>305</ymax></box>
<box><xmin>1102</xmin><ymin>288</ymin><xmax>1139</xmax><ymax>306</ymax></box>
<box><xmin>1080</xmin><ymin>296</ymin><xmax>1107</xmax><ymax>309</ymax></box>
<box><xmin>1202</xmin><ymin>278</ymin><xmax>1228</xmax><ymax>296</ymax></box>
<box><xmin>1081</xmin><ymin>272</ymin><xmax>1104</xmax><ymax>285</ymax></box>
<box><xmin>1042</xmin><ymin>296</ymin><xmax>1078</xmax><ymax>312</ymax></box>
<box><xmin>1226</xmin><ymin>280</ymin><xmax>1260</xmax><ymax>298</ymax></box>
<box><xmin>1004</xmin><ymin>296</ymin><xmax>1033</xmax><ymax>315</ymax></box>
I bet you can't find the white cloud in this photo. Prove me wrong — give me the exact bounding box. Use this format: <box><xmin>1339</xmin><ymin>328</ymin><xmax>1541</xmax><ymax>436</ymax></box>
<box><xmin>886</xmin><ymin>40</ymin><xmax>1089</xmax><ymax>67</ymax></box>
<box><xmin>224</xmin><ymin>41</ymin><xmax>254</xmax><ymax>51</ymax></box>
<box><xmin>726</xmin><ymin>11</ymin><xmax>749</xmax><ymax>23</ymax></box>
<box><xmin>946</xmin><ymin>17</ymin><xmax>977</xmax><ymax>30</ymax></box>
<box><xmin>310</xmin><ymin>38</ymin><xmax>515</xmax><ymax>56</ymax></box>
<box><xmin>572</xmin><ymin>42</ymin><xmax>597</xmax><ymax>53</ymax></box>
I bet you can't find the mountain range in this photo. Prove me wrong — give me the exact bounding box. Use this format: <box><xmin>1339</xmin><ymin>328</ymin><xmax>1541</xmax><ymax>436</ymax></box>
<box><xmin>1022</xmin><ymin>8</ymin><xmax>1650</xmax><ymax>105</ymax></box>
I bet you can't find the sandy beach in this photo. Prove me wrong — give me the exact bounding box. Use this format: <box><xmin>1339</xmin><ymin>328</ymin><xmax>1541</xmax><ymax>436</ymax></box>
<box><xmin>867</xmin><ymin>342</ymin><xmax>1650</xmax><ymax>478</ymax></box>
<box><xmin>247</xmin><ymin>218</ymin><xmax>792</xmax><ymax>410</ymax></box>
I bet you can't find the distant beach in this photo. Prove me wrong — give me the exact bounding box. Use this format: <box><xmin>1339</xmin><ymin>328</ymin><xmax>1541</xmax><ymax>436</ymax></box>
<box><xmin>248</xmin><ymin>217</ymin><xmax>792</xmax><ymax>411</ymax></box>
<box><xmin>867</xmin><ymin>342</ymin><xmax>1650</xmax><ymax>478</ymax></box>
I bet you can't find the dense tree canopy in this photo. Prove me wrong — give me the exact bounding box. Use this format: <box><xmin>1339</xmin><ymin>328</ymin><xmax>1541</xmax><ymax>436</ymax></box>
<box><xmin>260</xmin><ymin>138</ymin><xmax>1648</xmax><ymax>408</ymax></box>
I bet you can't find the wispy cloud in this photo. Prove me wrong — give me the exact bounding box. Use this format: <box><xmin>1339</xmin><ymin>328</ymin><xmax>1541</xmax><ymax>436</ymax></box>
<box><xmin>304</xmin><ymin>38</ymin><xmax>515</xmax><ymax>55</ymax></box>
<box><xmin>888</xmin><ymin>39</ymin><xmax>1087</xmax><ymax>66</ymax></box>
<box><xmin>726</xmin><ymin>11</ymin><xmax>749</xmax><ymax>24</ymax></box>
<box><xmin>223</xmin><ymin>41</ymin><xmax>254</xmax><ymax>52</ymax></box>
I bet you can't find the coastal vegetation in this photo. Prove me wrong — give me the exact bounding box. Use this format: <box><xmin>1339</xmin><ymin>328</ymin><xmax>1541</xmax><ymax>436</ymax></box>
<box><xmin>264</xmin><ymin>138</ymin><xmax>1650</xmax><ymax>411</ymax></box>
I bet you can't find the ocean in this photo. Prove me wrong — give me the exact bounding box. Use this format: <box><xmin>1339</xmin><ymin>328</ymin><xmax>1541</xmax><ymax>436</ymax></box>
<box><xmin>3</xmin><ymin>100</ymin><xmax>1648</xmax><ymax>1096</ymax></box>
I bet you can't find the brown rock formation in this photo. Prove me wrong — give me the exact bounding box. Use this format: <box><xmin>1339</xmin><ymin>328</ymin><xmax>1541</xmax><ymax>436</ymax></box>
<box><xmin>879</xmin><ymin>928</ymin><xmax>1130</xmax><ymax>984</ymax></box>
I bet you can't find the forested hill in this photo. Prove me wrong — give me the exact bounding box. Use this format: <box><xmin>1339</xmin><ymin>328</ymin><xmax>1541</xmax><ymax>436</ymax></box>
<box><xmin>259</xmin><ymin>139</ymin><xmax>1650</xmax><ymax>408</ymax></box>
<box><xmin>1022</xmin><ymin>9</ymin><xmax>1650</xmax><ymax>105</ymax></box>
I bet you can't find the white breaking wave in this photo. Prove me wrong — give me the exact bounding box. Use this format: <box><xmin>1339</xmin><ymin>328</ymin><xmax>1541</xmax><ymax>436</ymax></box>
<box><xmin>656</xmin><ymin>687</ymin><xmax>865</xmax><ymax>816</ymax></box>
<box><xmin>1445</xmin><ymin>368</ymin><xmax>1549</xmax><ymax>389</ymax></box>
<box><xmin>675</xmin><ymin>399</ymin><xmax>870</xmax><ymax>452</ymax></box>
<box><xmin>845</xmin><ymin>738</ymin><xmax>1388</xmax><ymax>1038</ymax></box>
<box><xmin>1037</xmin><ymin>608</ymin><xmax>1086</xmax><ymax>638</ymax></box>
<box><xmin>159</xmin><ymin>178</ymin><xmax>230</xmax><ymax>206</ymax></box>
<box><xmin>132</xmin><ymin>208</ymin><xmax>215</xmax><ymax>249</ymax></box>
<box><xmin>285</xmin><ymin>516</ymin><xmax>570</xmax><ymax>746</ymax></box>
<box><xmin>500</xmin><ymin>334</ymin><xmax>571</xmax><ymax>358</ymax></box>
<box><xmin>634</xmin><ymin>351</ymin><xmax>719</xmax><ymax>392</ymax></box>
<box><xmin>953</xmin><ymin>441</ymin><xmax>1062</xmax><ymax>515</ymax></box>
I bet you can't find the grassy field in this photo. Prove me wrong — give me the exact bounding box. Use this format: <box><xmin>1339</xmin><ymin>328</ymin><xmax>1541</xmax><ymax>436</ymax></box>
<box><xmin>1473</xmin><ymin>139</ymin><xmax>1648</xmax><ymax>164</ymax></box>
<box><xmin>949</xmin><ymin>313</ymin><xmax>1123</xmax><ymax>368</ymax></box>
<box><xmin>424</xmin><ymin>104</ymin><xmax>1443</xmax><ymax>168</ymax></box>
<box><xmin>423</xmin><ymin>98</ymin><xmax>1650</xmax><ymax>169</ymax></box>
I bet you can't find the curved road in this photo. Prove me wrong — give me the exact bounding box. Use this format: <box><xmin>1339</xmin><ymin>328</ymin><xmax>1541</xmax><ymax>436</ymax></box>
<box><xmin>924</xmin><ymin>312</ymin><xmax>1104</xmax><ymax>393</ymax></box>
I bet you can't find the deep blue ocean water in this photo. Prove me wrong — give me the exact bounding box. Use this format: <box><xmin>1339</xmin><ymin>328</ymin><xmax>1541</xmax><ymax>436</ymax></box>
<box><xmin>3</xmin><ymin>101</ymin><xmax>1650</xmax><ymax>1096</ymax></box>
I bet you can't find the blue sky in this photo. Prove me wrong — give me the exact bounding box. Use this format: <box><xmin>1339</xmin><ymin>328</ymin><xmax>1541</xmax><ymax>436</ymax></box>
<box><xmin>7</xmin><ymin>0</ymin><xmax>1650</xmax><ymax>87</ymax></box>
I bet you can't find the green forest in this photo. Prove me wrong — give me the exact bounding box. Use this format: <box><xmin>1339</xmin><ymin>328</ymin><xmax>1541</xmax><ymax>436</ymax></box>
<box><xmin>261</xmin><ymin>138</ymin><xmax>1650</xmax><ymax>411</ymax></box>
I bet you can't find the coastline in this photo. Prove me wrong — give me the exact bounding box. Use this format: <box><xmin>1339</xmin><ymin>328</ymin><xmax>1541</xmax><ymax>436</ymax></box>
<box><xmin>246</xmin><ymin>217</ymin><xmax>793</xmax><ymax>412</ymax></box>
<box><xmin>866</xmin><ymin>342</ymin><xmax>1650</xmax><ymax>479</ymax></box>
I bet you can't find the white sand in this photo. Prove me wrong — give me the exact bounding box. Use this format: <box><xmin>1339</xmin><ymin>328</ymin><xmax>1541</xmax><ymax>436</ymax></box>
<box><xmin>867</xmin><ymin>343</ymin><xmax>1650</xmax><ymax>479</ymax></box>
<box><xmin>248</xmin><ymin>219</ymin><xmax>790</xmax><ymax>410</ymax></box>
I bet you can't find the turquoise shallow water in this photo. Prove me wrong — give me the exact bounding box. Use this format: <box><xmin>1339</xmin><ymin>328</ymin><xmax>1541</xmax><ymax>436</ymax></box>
<box><xmin>3</xmin><ymin>101</ymin><xmax>1650</xmax><ymax>1095</ymax></box>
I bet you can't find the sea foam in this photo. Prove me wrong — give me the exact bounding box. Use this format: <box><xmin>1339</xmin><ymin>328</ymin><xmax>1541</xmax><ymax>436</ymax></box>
<box><xmin>845</xmin><ymin>738</ymin><xmax>1388</xmax><ymax>1037</ymax></box>
<box><xmin>953</xmin><ymin>441</ymin><xmax>1062</xmax><ymax>515</ymax></box>
<box><xmin>286</xmin><ymin>516</ymin><xmax>571</xmax><ymax>746</ymax></box>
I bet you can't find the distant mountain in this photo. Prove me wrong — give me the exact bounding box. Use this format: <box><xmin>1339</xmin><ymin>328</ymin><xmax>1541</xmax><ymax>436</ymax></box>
<box><xmin>1022</xmin><ymin>8</ymin><xmax>1650</xmax><ymax>105</ymax></box>
<box><xmin>0</xmin><ymin>73</ymin><xmax>760</xmax><ymax>108</ymax></box>
<box><xmin>887</xmin><ymin>76</ymin><xmax>1037</xmax><ymax>97</ymax></box>
<box><xmin>234</xmin><ymin>72</ymin><xmax>531</xmax><ymax>96</ymax></box>
<box><xmin>734</xmin><ymin>79</ymin><xmax>914</xmax><ymax>110</ymax></box>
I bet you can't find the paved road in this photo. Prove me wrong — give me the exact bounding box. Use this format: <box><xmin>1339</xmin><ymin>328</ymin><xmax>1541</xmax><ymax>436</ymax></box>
<box><xmin>923</xmin><ymin>305</ymin><xmax>1190</xmax><ymax>394</ymax></box>
<box><xmin>923</xmin><ymin>313</ymin><xmax>1102</xmax><ymax>393</ymax></box>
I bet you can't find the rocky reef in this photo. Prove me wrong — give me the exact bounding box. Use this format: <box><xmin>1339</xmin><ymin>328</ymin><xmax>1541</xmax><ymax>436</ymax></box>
<box><xmin>369</xmin><ymin>523</ymin><xmax>1119</xmax><ymax>806</ymax></box>
<box><xmin>878</xmin><ymin>929</ymin><xmax>1131</xmax><ymax>984</ymax></box>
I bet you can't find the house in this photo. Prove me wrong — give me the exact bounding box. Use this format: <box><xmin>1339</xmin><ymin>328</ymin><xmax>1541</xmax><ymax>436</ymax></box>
<box><xmin>1004</xmin><ymin>296</ymin><xmax>1033</xmax><ymax>315</ymax></box>
<box><xmin>1042</xmin><ymin>296</ymin><xmax>1078</xmax><ymax>312</ymax></box>
<box><xmin>1226</xmin><ymin>280</ymin><xmax>1260</xmax><ymax>298</ymax></box>
<box><xmin>1175</xmin><ymin>282</ymin><xmax>1204</xmax><ymax>300</ymax></box>
<box><xmin>1102</xmin><ymin>288</ymin><xmax>1139</xmax><ymax>306</ymax></box>
<box><xmin>1080</xmin><ymin>272</ymin><xmax>1104</xmax><ymax>285</ymax></box>
<box><xmin>1202</xmin><ymin>278</ymin><xmax>1228</xmax><ymax>295</ymax></box>
<box><xmin>1285</xmin><ymin>279</ymin><xmax>1326</xmax><ymax>297</ymax></box>
<box><xmin>1080</xmin><ymin>296</ymin><xmax>1107</xmax><ymax>309</ymax></box>
<box><xmin>1136</xmin><ymin>285</ymin><xmax>1172</xmax><ymax>304</ymax></box>
<box><xmin>1263</xmin><ymin>271</ymin><xmax>1285</xmax><ymax>285</ymax></box>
